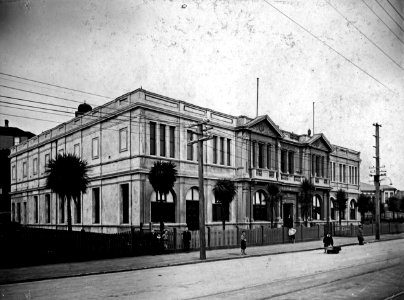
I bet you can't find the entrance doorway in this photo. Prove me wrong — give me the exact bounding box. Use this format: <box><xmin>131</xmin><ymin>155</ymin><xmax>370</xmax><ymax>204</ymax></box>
<box><xmin>186</xmin><ymin>201</ymin><xmax>199</xmax><ymax>230</ymax></box>
<box><xmin>283</xmin><ymin>203</ymin><xmax>293</xmax><ymax>223</ymax></box>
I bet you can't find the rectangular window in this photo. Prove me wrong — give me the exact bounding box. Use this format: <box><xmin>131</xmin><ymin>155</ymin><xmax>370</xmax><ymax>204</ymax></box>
<box><xmin>121</xmin><ymin>184</ymin><xmax>129</xmax><ymax>224</ymax></box>
<box><xmin>92</xmin><ymin>137</ymin><xmax>99</xmax><ymax>159</ymax></box>
<box><xmin>45</xmin><ymin>194</ymin><xmax>51</xmax><ymax>223</ymax></box>
<box><xmin>12</xmin><ymin>203</ymin><xmax>15</xmax><ymax>222</ymax></box>
<box><xmin>299</xmin><ymin>149</ymin><xmax>303</xmax><ymax>173</ymax></box>
<box><xmin>220</xmin><ymin>137</ymin><xmax>225</xmax><ymax>165</ymax></box>
<box><xmin>34</xmin><ymin>196</ymin><xmax>39</xmax><ymax>223</ymax></box>
<box><xmin>281</xmin><ymin>150</ymin><xmax>287</xmax><ymax>173</ymax></box>
<box><xmin>213</xmin><ymin>136</ymin><xmax>218</xmax><ymax>164</ymax></box>
<box><xmin>14</xmin><ymin>136</ymin><xmax>20</xmax><ymax>146</ymax></box>
<box><xmin>92</xmin><ymin>188</ymin><xmax>100</xmax><ymax>224</ymax></box>
<box><xmin>169</xmin><ymin>126</ymin><xmax>175</xmax><ymax>158</ymax></box>
<box><xmin>321</xmin><ymin>157</ymin><xmax>324</xmax><ymax>177</ymax></box>
<box><xmin>258</xmin><ymin>143</ymin><xmax>264</xmax><ymax>169</ymax></box>
<box><xmin>33</xmin><ymin>158</ymin><xmax>38</xmax><ymax>175</ymax></box>
<box><xmin>252</xmin><ymin>142</ymin><xmax>256</xmax><ymax>168</ymax></box>
<box><xmin>74</xmin><ymin>144</ymin><xmax>80</xmax><ymax>157</ymax></box>
<box><xmin>119</xmin><ymin>128</ymin><xmax>128</xmax><ymax>152</ymax></box>
<box><xmin>227</xmin><ymin>139</ymin><xmax>231</xmax><ymax>166</ymax></box>
<box><xmin>187</xmin><ymin>130</ymin><xmax>193</xmax><ymax>161</ymax></box>
<box><xmin>160</xmin><ymin>124</ymin><xmax>166</xmax><ymax>157</ymax></box>
<box><xmin>150</xmin><ymin>122</ymin><xmax>156</xmax><ymax>155</ymax></box>
<box><xmin>288</xmin><ymin>151</ymin><xmax>294</xmax><ymax>174</ymax></box>
<box><xmin>23</xmin><ymin>161</ymin><xmax>27</xmax><ymax>177</ymax></box>
<box><xmin>75</xmin><ymin>196</ymin><xmax>81</xmax><ymax>224</ymax></box>
<box><xmin>12</xmin><ymin>165</ymin><xmax>16</xmax><ymax>180</ymax></box>
<box><xmin>267</xmin><ymin>145</ymin><xmax>271</xmax><ymax>169</ymax></box>
<box><xmin>339</xmin><ymin>164</ymin><xmax>343</xmax><ymax>182</ymax></box>
<box><xmin>343</xmin><ymin>165</ymin><xmax>346</xmax><ymax>183</ymax></box>
<box><xmin>315</xmin><ymin>156</ymin><xmax>320</xmax><ymax>177</ymax></box>
<box><xmin>312</xmin><ymin>155</ymin><xmax>315</xmax><ymax>176</ymax></box>
<box><xmin>45</xmin><ymin>154</ymin><xmax>50</xmax><ymax>168</ymax></box>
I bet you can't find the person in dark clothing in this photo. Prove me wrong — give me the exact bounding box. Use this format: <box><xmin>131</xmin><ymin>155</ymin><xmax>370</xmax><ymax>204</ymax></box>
<box><xmin>357</xmin><ymin>225</ymin><xmax>364</xmax><ymax>245</ymax></box>
<box><xmin>182</xmin><ymin>227</ymin><xmax>191</xmax><ymax>252</ymax></box>
<box><xmin>240</xmin><ymin>231</ymin><xmax>247</xmax><ymax>255</ymax></box>
<box><xmin>323</xmin><ymin>233</ymin><xmax>333</xmax><ymax>253</ymax></box>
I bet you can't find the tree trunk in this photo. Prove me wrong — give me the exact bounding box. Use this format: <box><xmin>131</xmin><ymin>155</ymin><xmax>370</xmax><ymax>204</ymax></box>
<box><xmin>67</xmin><ymin>196</ymin><xmax>72</xmax><ymax>232</ymax></box>
<box><xmin>221</xmin><ymin>204</ymin><xmax>226</xmax><ymax>230</ymax></box>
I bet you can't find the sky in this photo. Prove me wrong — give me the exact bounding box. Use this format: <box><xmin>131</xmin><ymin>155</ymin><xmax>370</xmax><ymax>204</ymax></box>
<box><xmin>0</xmin><ymin>0</ymin><xmax>403</xmax><ymax>189</ymax></box>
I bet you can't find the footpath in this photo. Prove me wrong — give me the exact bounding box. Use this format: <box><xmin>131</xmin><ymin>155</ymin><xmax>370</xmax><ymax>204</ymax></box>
<box><xmin>1</xmin><ymin>233</ymin><xmax>403</xmax><ymax>285</ymax></box>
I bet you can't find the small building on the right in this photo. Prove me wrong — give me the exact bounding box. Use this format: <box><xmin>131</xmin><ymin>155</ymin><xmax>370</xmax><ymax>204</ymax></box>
<box><xmin>329</xmin><ymin>145</ymin><xmax>361</xmax><ymax>225</ymax></box>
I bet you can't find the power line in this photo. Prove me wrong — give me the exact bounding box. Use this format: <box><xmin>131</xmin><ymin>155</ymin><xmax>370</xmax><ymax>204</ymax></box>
<box><xmin>262</xmin><ymin>0</ymin><xmax>397</xmax><ymax>94</ymax></box>
<box><xmin>0</xmin><ymin>104</ymin><xmax>73</xmax><ymax>118</ymax></box>
<box><xmin>386</xmin><ymin>0</ymin><xmax>404</xmax><ymax>21</ymax></box>
<box><xmin>0</xmin><ymin>112</ymin><xmax>62</xmax><ymax>123</ymax></box>
<box><xmin>326</xmin><ymin>0</ymin><xmax>404</xmax><ymax>71</ymax></box>
<box><xmin>374</xmin><ymin>0</ymin><xmax>404</xmax><ymax>32</ymax></box>
<box><xmin>361</xmin><ymin>0</ymin><xmax>404</xmax><ymax>44</ymax></box>
<box><xmin>0</xmin><ymin>100</ymin><xmax>73</xmax><ymax>114</ymax></box>
<box><xmin>0</xmin><ymin>95</ymin><xmax>76</xmax><ymax>110</ymax></box>
<box><xmin>0</xmin><ymin>84</ymin><xmax>96</xmax><ymax>106</ymax></box>
<box><xmin>0</xmin><ymin>72</ymin><xmax>112</xmax><ymax>99</ymax></box>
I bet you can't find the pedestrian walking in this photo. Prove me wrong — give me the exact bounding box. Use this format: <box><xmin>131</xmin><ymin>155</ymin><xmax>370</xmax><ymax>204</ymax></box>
<box><xmin>182</xmin><ymin>226</ymin><xmax>191</xmax><ymax>252</ymax></box>
<box><xmin>240</xmin><ymin>231</ymin><xmax>247</xmax><ymax>255</ymax></box>
<box><xmin>285</xmin><ymin>214</ymin><xmax>295</xmax><ymax>243</ymax></box>
<box><xmin>323</xmin><ymin>233</ymin><xmax>334</xmax><ymax>253</ymax></box>
<box><xmin>357</xmin><ymin>224</ymin><xmax>364</xmax><ymax>245</ymax></box>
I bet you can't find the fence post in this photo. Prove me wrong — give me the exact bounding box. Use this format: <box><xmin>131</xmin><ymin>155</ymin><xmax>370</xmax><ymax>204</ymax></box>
<box><xmin>173</xmin><ymin>228</ymin><xmax>177</xmax><ymax>252</ymax></box>
<box><xmin>318</xmin><ymin>224</ymin><xmax>320</xmax><ymax>239</ymax></box>
<box><xmin>301</xmin><ymin>224</ymin><xmax>304</xmax><ymax>241</ymax></box>
<box><xmin>350</xmin><ymin>224</ymin><xmax>354</xmax><ymax>237</ymax></box>
<box><xmin>261</xmin><ymin>226</ymin><xmax>264</xmax><ymax>245</ymax></box>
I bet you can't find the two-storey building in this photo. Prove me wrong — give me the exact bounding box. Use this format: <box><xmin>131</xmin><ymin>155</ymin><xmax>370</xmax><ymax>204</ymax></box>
<box><xmin>9</xmin><ymin>89</ymin><xmax>361</xmax><ymax>232</ymax></box>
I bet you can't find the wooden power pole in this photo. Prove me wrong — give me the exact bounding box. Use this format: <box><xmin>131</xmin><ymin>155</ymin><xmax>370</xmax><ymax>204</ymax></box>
<box><xmin>373</xmin><ymin>123</ymin><xmax>381</xmax><ymax>240</ymax></box>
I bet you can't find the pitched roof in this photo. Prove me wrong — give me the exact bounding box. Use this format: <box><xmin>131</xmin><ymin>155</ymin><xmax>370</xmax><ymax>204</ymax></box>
<box><xmin>240</xmin><ymin>115</ymin><xmax>284</xmax><ymax>137</ymax></box>
<box><xmin>0</xmin><ymin>126</ymin><xmax>35</xmax><ymax>138</ymax></box>
<box><xmin>302</xmin><ymin>133</ymin><xmax>333</xmax><ymax>151</ymax></box>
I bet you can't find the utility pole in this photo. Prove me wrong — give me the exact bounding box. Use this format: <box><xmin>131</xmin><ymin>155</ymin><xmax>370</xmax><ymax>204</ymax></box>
<box><xmin>256</xmin><ymin>78</ymin><xmax>259</xmax><ymax>117</ymax></box>
<box><xmin>188</xmin><ymin>119</ymin><xmax>212</xmax><ymax>260</ymax></box>
<box><xmin>373</xmin><ymin>123</ymin><xmax>381</xmax><ymax>240</ymax></box>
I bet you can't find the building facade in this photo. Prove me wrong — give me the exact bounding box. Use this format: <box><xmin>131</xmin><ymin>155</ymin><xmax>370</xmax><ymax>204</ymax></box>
<box><xmin>9</xmin><ymin>89</ymin><xmax>361</xmax><ymax>232</ymax></box>
<box><xmin>0</xmin><ymin>120</ymin><xmax>35</xmax><ymax>223</ymax></box>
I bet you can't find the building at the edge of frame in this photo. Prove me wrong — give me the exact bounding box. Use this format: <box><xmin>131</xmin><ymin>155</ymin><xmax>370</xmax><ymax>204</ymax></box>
<box><xmin>9</xmin><ymin>89</ymin><xmax>361</xmax><ymax>233</ymax></box>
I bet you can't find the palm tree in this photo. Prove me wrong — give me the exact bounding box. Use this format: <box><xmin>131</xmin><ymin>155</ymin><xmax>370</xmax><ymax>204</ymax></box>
<box><xmin>357</xmin><ymin>193</ymin><xmax>371</xmax><ymax>224</ymax></box>
<box><xmin>46</xmin><ymin>153</ymin><xmax>89</xmax><ymax>232</ymax></box>
<box><xmin>265</xmin><ymin>183</ymin><xmax>281</xmax><ymax>228</ymax></box>
<box><xmin>213</xmin><ymin>179</ymin><xmax>237</xmax><ymax>230</ymax></box>
<box><xmin>300</xmin><ymin>178</ymin><xmax>314</xmax><ymax>226</ymax></box>
<box><xmin>148</xmin><ymin>161</ymin><xmax>178</xmax><ymax>229</ymax></box>
<box><xmin>335</xmin><ymin>189</ymin><xmax>347</xmax><ymax>225</ymax></box>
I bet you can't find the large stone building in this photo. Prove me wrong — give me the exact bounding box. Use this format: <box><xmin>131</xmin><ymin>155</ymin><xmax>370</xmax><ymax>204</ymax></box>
<box><xmin>9</xmin><ymin>89</ymin><xmax>361</xmax><ymax>232</ymax></box>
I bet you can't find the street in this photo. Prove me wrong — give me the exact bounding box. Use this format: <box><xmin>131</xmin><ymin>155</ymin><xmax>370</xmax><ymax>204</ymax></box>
<box><xmin>1</xmin><ymin>239</ymin><xmax>403</xmax><ymax>299</ymax></box>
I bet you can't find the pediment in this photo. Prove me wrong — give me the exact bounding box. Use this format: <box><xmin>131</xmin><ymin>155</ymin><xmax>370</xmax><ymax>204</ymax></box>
<box><xmin>243</xmin><ymin>115</ymin><xmax>283</xmax><ymax>138</ymax></box>
<box><xmin>309</xmin><ymin>134</ymin><xmax>333</xmax><ymax>152</ymax></box>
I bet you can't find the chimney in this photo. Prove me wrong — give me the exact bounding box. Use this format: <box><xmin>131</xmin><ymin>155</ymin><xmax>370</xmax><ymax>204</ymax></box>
<box><xmin>5</xmin><ymin>120</ymin><xmax>9</xmax><ymax>127</ymax></box>
<box><xmin>308</xmin><ymin>128</ymin><xmax>311</xmax><ymax>137</ymax></box>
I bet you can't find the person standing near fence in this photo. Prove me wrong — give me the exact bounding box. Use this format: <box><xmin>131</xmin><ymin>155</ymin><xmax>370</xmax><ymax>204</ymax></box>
<box><xmin>162</xmin><ymin>229</ymin><xmax>169</xmax><ymax>250</ymax></box>
<box><xmin>285</xmin><ymin>214</ymin><xmax>295</xmax><ymax>243</ymax></box>
<box><xmin>182</xmin><ymin>227</ymin><xmax>191</xmax><ymax>252</ymax></box>
<box><xmin>357</xmin><ymin>224</ymin><xmax>364</xmax><ymax>245</ymax></box>
<box><xmin>240</xmin><ymin>231</ymin><xmax>247</xmax><ymax>255</ymax></box>
<box><xmin>323</xmin><ymin>233</ymin><xmax>333</xmax><ymax>253</ymax></box>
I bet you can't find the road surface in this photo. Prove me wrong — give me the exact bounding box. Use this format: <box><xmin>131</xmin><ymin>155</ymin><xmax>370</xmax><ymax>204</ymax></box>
<box><xmin>1</xmin><ymin>239</ymin><xmax>403</xmax><ymax>299</ymax></box>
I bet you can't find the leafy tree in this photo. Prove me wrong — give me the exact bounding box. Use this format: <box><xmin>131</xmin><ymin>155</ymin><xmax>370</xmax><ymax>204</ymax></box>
<box><xmin>387</xmin><ymin>196</ymin><xmax>400</xmax><ymax>219</ymax></box>
<box><xmin>213</xmin><ymin>179</ymin><xmax>237</xmax><ymax>230</ymax></box>
<box><xmin>357</xmin><ymin>193</ymin><xmax>371</xmax><ymax>224</ymax></box>
<box><xmin>266</xmin><ymin>183</ymin><xmax>281</xmax><ymax>228</ymax></box>
<box><xmin>148</xmin><ymin>161</ymin><xmax>178</xmax><ymax>229</ymax></box>
<box><xmin>46</xmin><ymin>153</ymin><xmax>89</xmax><ymax>232</ymax></box>
<box><xmin>335</xmin><ymin>189</ymin><xmax>347</xmax><ymax>225</ymax></box>
<box><xmin>300</xmin><ymin>179</ymin><xmax>314</xmax><ymax>226</ymax></box>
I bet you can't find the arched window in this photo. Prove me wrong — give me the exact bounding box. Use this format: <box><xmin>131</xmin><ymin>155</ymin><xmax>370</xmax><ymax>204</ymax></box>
<box><xmin>253</xmin><ymin>190</ymin><xmax>267</xmax><ymax>221</ymax></box>
<box><xmin>330</xmin><ymin>198</ymin><xmax>335</xmax><ymax>220</ymax></box>
<box><xmin>151</xmin><ymin>190</ymin><xmax>175</xmax><ymax>223</ymax></box>
<box><xmin>350</xmin><ymin>199</ymin><xmax>356</xmax><ymax>220</ymax></box>
<box><xmin>186</xmin><ymin>187</ymin><xmax>199</xmax><ymax>230</ymax></box>
<box><xmin>312</xmin><ymin>195</ymin><xmax>321</xmax><ymax>220</ymax></box>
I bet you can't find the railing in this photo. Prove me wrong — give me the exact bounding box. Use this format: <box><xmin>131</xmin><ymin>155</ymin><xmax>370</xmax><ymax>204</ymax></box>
<box><xmin>311</xmin><ymin>177</ymin><xmax>330</xmax><ymax>187</ymax></box>
<box><xmin>252</xmin><ymin>169</ymin><xmax>277</xmax><ymax>180</ymax></box>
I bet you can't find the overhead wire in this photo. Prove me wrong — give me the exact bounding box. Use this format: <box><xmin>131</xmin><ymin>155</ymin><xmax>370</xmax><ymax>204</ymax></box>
<box><xmin>326</xmin><ymin>0</ymin><xmax>404</xmax><ymax>71</ymax></box>
<box><xmin>361</xmin><ymin>0</ymin><xmax>404</xmax><ymax>44</ymax></box>
<box><xmin>385</xmin><ymin>0</ymin><xmax>404</xmax><ymax>21</ymax></box>
<box><xmin>374</xmin><ymin>0</ymin><xmax>404</xmax><ymax>32</ymax></box>
<box><xmin>0</xmin><ymin>72</ymin><xmax>112</xmax><ymax>99</ymax></box>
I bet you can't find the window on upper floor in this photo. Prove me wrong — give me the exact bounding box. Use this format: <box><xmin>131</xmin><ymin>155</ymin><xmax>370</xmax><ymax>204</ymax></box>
<box><xmin>119</xmin><ymin>128</ymin><xmax>128</xmax><ymax>152</ymax></box>
<box><xmin>267</xmin><ymin>145</ymin><xmax>272</xmax><ymax>169</ymax></box>
<box><xmin>288</xmin><ymin>151</ymin><xmax>294</xmax><ymax>174</ymax></box>
<box><xmin>220</xmin><ymin>137</ymin><xmax>225</xmax><ymax>165</ymax></box>
<box><xmin>92</xmin><ymin>137</ymin><xmax>99</xmax><ymax>159</ymax></box>
<box><xmin>74</xmin><ymin>143</ymin><xmax>80</xmax><ymax>157</ymax></box>
<box><xmin>14</xmin><ymin>137</ymin><xmax>20</xmax><ymax>146</ymax></box>
<box><xmin>258</xmin><ymin>143</ymin><xmax>264</xmax><ymax>169</ymax></box>
<box><xmin>187</xmin><ymin>130</ymin><xmax>194</xmax><ymax>161</ymax></box>
<box><xmin>281</xmin><ymin>150</ymin><xmax>287</xmax><ymax>173</ymax></box>
<box><xmin>23</xmin><ymin>161</ymin><xmax>27</xmax><ymax>177</ymax></box>
<box><xmin>12</xmin><ymin>165</ymin><xmax>16</xmax><ymax>180</ymax></box>
<box><xmin>227</xmin><ymin>139</ymin><xmax>231</xmax><ymax>166</ymax></box>
<box><xmin>212</xmin><ymin>136</ymin><xmax>218</xmax><ymax>164</ymax></box>
<box><xmin>44</xmin><ymin>154</ymin><xmax>50</xmax><ymax>169</ymax></box>
<box><xmin>150</xmin><ymin>122</ymin><xmax>156</xmax><ymax>155</ymax></box>
<box><xmin>160</xmin><ymin>124</ymin><xmax>166</xmax><ymax>157</ymax></box>
<box><xmin>169</xmin><ymin>126</ymin><xmax>175</xmax><ymax>158</ymax></box>
<box><xmin>33</xmin><ymin>157</ymin><xmax>38</xmax><ymax>175</ymax></box>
